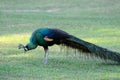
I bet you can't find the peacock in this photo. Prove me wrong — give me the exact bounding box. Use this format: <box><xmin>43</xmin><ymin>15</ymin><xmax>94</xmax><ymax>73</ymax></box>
<box><xmin>18</xmin><ymin>28</ymin><xmax>120</xmax><ymax>64</ymax></box>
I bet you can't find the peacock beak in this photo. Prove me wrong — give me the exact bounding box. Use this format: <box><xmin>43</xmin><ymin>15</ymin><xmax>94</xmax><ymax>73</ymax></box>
<box><xmin>23</xmin><ymin>47</ymin><xmax>28</xmax><ymax>54</ymax></box>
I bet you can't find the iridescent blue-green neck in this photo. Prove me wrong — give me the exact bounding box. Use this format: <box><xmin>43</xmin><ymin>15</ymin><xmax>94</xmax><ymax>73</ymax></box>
<box><xmin>29</xmin><ymin>29</ymin><xmax>49</xmax><ymax>47</ymax></box>
<box><xmin>36</xmin><ymin>32</ymin><xmax>47</xmax><ymax>46</ymax></box>
<box><xmin>26</xmin><ymin>42</ymin><xmax>38</xmax><ymax>50</ymax></box>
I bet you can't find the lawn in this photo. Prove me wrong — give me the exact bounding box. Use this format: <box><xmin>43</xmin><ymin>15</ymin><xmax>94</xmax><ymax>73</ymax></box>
<box><xmin>0</xmin><ymin>0</ymin><xmax>120</xmax><ymax>80</ymax></box>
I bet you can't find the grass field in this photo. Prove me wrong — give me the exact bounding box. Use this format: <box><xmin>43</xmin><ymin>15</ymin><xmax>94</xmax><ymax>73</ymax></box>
<box><xmin>0</xmin><ymin>0</ymin><xmax>120</xmax><ymax>80</ymax></box>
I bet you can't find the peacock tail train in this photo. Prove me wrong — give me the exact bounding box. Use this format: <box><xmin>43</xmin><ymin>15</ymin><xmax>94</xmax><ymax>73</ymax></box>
<box><xmin>61</xmin><ymin>35</ymin><xmax>120</xmax><ymax>63</ymax></box>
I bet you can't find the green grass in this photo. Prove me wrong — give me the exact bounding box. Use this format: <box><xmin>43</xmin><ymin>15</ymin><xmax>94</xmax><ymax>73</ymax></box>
<box><xmin>0</xmin><ymin>0</ymin><xmax>120</xmax><ymax>80</ymax></box>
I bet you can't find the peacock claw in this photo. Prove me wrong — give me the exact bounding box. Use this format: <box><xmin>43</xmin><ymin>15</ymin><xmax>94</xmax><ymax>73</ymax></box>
<box><xmin>43</xmin><ymin>59</ymin><xmax>48</xmax><ymax>65</ymax></box>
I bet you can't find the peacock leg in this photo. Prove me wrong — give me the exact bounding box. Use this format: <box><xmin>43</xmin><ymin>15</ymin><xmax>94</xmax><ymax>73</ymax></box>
<box><xmin>44</xmin><ymin>47</ymin><xmax>49</xmax><ymax>64</ymax></box>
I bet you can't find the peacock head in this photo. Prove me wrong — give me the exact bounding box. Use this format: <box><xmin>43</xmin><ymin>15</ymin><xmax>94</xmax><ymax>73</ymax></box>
<box><xmin>18</xmin><ymin>44</ymin><xmax>28</xmax><ymax>53</ymax></box>
<box><xmin>18</xmin><ymin>43</ymin><xmax>37</xmax><ymax>53</ymax></box>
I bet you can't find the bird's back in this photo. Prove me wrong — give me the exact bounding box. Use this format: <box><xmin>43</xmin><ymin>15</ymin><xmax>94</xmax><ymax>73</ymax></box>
<box><xmin>31</xmin><ymin>28</ymin><xmax>71</xmax><ymax>46</ymax></box>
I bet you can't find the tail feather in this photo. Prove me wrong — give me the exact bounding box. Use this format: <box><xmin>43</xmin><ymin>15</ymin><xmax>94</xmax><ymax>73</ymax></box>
<box><xmin>61</xmin><ymin>35</ymin><xmax>120</xmax><ymax>63</ymax></box>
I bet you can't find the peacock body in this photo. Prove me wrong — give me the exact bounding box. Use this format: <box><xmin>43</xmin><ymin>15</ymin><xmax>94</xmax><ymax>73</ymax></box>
<box><xmin>18</xmin><ymin>28</ymin><xmax>120</xmax><ymax>64</ymax></box>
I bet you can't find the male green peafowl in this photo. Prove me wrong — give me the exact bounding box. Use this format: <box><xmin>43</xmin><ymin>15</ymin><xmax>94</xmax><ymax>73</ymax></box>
<box><xmin>18</xmin><ymin>28</ymin><xmax>120</xmax><ymax>64</ymax></box>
